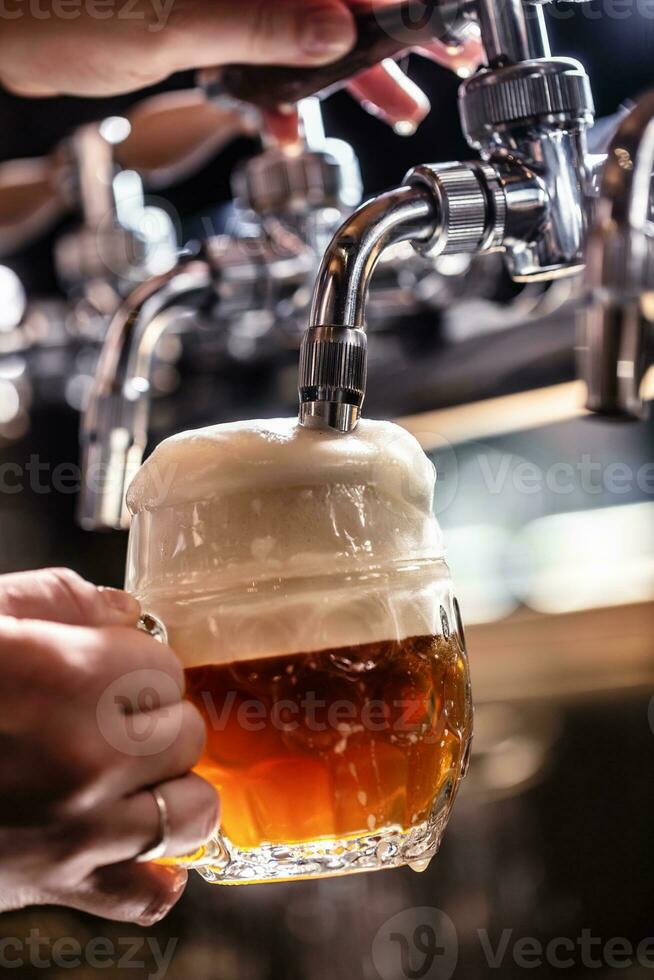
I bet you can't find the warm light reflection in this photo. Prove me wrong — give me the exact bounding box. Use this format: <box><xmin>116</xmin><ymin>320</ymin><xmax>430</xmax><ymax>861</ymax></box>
<box><xmin>511</xmin><ymin>501</ymin><xmax>654</xmax><ymax>614</ymax></box>
<box><xmin>446</xmin><ymin>503</ymin><xmax>654</xmax><ymax>623</ymax></box>
<box><xmin>0</xmin><ymin>379</ymin><xmax>19</xmax><ymax>424</ymax></box>
<box><xmin>398</xmin><ymin>370</ymin><xmax>654</xmax><ymax>449</ymax></box>
<box><xmin>0</xmin><ymin>266</ymin><xmax>26</xmax><ymax>333</ymax></box>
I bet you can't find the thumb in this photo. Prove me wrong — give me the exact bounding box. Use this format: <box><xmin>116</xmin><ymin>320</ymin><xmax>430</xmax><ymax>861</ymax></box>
<box><xmin>0</xmin><ymin>568</ymin><xmax>141</xmax><ymax>627</ymax></box>
<box><xmin>166</xmin><ymin>0</ymin><xmax>357</xmax><ymax>70</ymax></box>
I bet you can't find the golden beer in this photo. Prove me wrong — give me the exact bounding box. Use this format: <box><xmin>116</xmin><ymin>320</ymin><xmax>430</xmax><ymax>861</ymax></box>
<box><xmin>184</xmin><ymin>632</ymin><xmax>470</xmax><ymax>851</ymax></box>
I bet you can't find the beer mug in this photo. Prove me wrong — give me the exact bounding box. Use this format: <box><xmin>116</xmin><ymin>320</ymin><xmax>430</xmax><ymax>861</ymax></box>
<box><xmin>125</xmin><ymin>417</ymin><xmax>472</xmax><ymax>884</ymax></box>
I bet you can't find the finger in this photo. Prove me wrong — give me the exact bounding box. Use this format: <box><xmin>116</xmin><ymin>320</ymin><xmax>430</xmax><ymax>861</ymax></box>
<box><xmin>0</xmin><ymin>0</ymin><xmax>357</xmax><ymax>99</ymax></box>
<box><xmin>50</xmin><ymin>772</ymin><xmax>220</xmax><ymax>879</ymax></box>
<box><xmin>47</xmin><ymin>862</ymin><xmax>188</xmax><ymax>926</ymax></box>
<box><xmin>0</xmin><ymin>568</ymin><xmax>141</xmax><ymax>627</ymax></box>
<box><xmin>105</xmin><ymin>701</ymin><xmax>208</xmax><ymax>796</ymax></box>
<box><xmin>7</xmin><ymin>620</ymin><xmax>186</xmax><ymax>704</ymax></box>
<box><xmin>0</xmin><ymin>619</ymin><xmax>185</xmax><ymax>743</ymax></box>
<box><xmin>93</xmin><ymin>625</ymin><xmax>186</xmax><ymax>709</ymax></box>
<box><xmin>167</xmin><ymin>0</ymin><xmax>357</xmax><ymax>71</ymax></box>
<box><xmin>347</xmin><ymin>59</ymin><xmax>431</xmax><ymax>134</ymax></box>
<box><xmin>115</xmin><ymin>773</ymin><xmax>220</xmax><ymax>864</ymax></box>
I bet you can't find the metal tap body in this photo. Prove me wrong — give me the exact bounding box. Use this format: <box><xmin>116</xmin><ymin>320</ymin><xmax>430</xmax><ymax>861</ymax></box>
<box><xmin>299</xmin><ymin>0</ymin><xmax>599</xmax><ymax>431</ymax></box>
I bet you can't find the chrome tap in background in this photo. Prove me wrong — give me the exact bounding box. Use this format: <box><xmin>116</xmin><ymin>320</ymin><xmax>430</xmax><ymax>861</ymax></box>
<box><xmin>577</xmin><ymin>93</ymin><xmax>654</xmax><ymax>420</ymax></box>
<box><xmin>77</xmin><ymin>100</ymin><xmax>357</xmax><ymax>528</ymax></box>
<box><xmin>0</xmin><ymin>91</ymin><xmax>267</xmax><ymax>453</ymax></box>
<box><xmin>0</xmin><ymin>106</ymin><xmax>190</xmax><ymax>454</ymax></box>
<box><xmin>53</xmin><ymin>117</ymin><xmax>178</xmax><ymax>309</ymax></box>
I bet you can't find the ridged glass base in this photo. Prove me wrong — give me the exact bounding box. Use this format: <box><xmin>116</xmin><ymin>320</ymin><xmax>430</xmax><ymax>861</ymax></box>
<box><xmin>194</xmin><ymin>780</ymin><xmax>454</xmax><ymax>885</ymax></box>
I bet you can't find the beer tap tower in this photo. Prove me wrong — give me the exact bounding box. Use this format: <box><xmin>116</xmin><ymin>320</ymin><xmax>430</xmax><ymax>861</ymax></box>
<box><xmin>53</xmin><ymin>118</ymin><xmax>179</xmax><ymax>311</ymax></box>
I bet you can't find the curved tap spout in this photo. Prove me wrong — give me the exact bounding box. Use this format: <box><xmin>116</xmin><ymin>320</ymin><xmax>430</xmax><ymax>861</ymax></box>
<box><xmin>79</xmin><ymin>258</ymin><xmax>213</xmax><ymax>530</ymax></box>
<box><xmin>298</xmin><ymin>184</ymin><xmax>437</xmax><ymax>432</ymax></box>
<box><xmin>298</xmin><ymin>157</ymin><xmax>517</xmax><ymax>432</ymax></box>
<box><xmin>310</xmin><ymin>184</ymin><xmax>436</xmax><ymax>330</ymax></box>
<box><xmin>578</xmin><ymin>91</ymin><xmax>654</xmax><ymax>419</ymax></box>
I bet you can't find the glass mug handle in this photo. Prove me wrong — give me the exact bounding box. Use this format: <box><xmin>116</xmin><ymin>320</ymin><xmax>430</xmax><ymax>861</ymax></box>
<box><xmin>137</xmin><ymin>612</ymin><xmax>231</xmax><ymax>875</ymax></box>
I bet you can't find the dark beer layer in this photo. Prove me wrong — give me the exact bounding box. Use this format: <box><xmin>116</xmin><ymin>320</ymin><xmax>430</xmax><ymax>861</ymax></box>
<box><xmin>185</xmin><ymin>634</ymin><xmax>472</xmax><ymax>849</ymax></box>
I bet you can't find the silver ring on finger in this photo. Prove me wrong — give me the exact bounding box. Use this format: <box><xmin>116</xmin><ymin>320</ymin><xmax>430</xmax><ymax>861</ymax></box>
<box><xmin>136</xmin><ymin>787</ymin><xmax>171</xmax><ymax>863</ymax></box>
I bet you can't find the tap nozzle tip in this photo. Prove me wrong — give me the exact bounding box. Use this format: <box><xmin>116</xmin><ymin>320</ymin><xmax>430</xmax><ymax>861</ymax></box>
<box><xmin>298</xmin><ymin>324</ymin><xmax>367</xmax><ymax>433</ymax></box>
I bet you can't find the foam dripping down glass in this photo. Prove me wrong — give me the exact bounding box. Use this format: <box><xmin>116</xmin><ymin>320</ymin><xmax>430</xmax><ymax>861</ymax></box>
<box><xmin>125</xmin><ymin>418</ymin><xmax>472</xmax><ymax>884</ymax></box>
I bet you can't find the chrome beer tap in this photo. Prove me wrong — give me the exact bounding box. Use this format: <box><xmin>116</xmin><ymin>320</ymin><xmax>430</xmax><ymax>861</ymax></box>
<box><xmin>54</xmin><ymin>117</ymin><xmax>178</xmax><ymax>312</ymax></box>
<box><xmin>0</xmin><ymin>113</ymin><xmax>181</xmax><ymax>448</ymax></box>
<box><xmin>296</xmin><ymin>0</ymin><xmax>600</xmax><ymax>431</ymax></box>
<box><xmin>78</xmin><ymin>77</ymin><xmax>520</xmax><ymax>529</ymax></box>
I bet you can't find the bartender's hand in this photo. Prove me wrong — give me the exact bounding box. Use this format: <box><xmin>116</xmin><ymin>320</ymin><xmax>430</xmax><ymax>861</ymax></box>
<box><xmin>0</xmin><ymin>568</ymin><xmax>218</xmax><ymax>924</ymax></box>
<box><xmin>0</xmin><ymin>0</ymin><xmax>482</xmax><ymax>129</ymax></box>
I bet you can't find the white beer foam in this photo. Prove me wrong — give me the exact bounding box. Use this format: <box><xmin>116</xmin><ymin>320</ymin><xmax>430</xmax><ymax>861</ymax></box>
<box><xmin>125</xmin><ymin>418</ymin><xmax>449</xmax><ymax>665</ymax></box>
